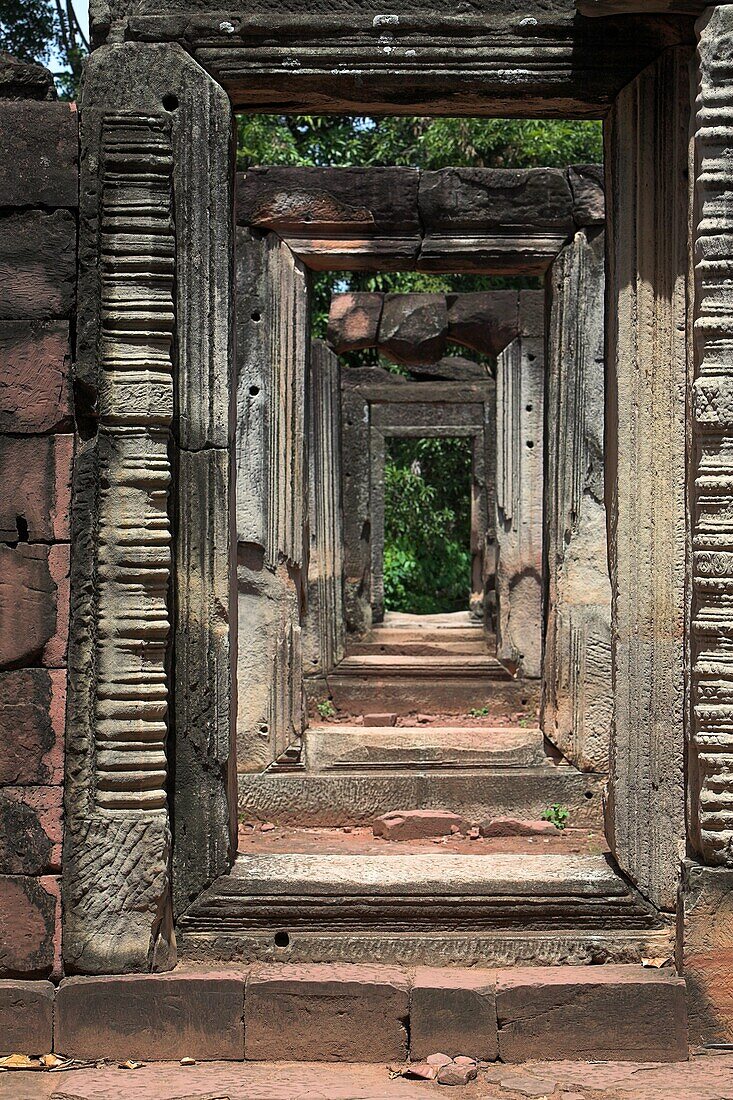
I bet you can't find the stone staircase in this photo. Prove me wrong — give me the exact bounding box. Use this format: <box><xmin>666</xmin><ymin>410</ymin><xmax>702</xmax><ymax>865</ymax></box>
<box><xmin>175</xmin><ymin>612</ymin><xmax>685</xmax><ymax>1060</ymax></box>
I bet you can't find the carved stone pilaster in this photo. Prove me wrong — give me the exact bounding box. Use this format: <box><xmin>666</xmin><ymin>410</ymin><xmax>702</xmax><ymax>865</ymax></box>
<box><xmin>65</xmin><ymin>44</ymin><xmax>234</xmax><ymax>969</ymax></box>
<box><xmin>691</xmin><ymin>6</ymin><xmax>733</xmax><ymax>865</ymax></box>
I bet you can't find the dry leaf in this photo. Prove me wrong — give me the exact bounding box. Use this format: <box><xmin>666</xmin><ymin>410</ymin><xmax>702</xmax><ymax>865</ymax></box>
<box><xmin>642</xmin><ymin>955</ymin><xmax>672</xmax><ymax>969</ymax></box>
<box><xmin>180</xmin><ymin>1057</ymin><xmax>197</xmax><ymax>1066</ymax></box>
<box><xmin>41</xmin><ymin>1054</ymin><xmax>64</xmax><ymax>1068</ymax></box>
<box><xmin>120</xmin><ymin>1059</ymin><xmax>143</xmax><ymax>1070</ymax></box>
<box><xmin>0</xmin><ymin>1054</ymin><xmax>35</xmax><ymax>1069</ymax></box>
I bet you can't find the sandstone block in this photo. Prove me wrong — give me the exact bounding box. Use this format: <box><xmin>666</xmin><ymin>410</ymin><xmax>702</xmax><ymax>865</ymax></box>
<box><xmin>0</xmin><ymin>211</ymin><xmax>76</xmax><ymax>320</ymax></box>
<box><xmin>569</xmin><ymin>165</ymin><xmax>605</xmax><ymax>226</ymax></box>
<box><xmin>519</xmin><ymin>289</ymin><xmax>545</xmax><ymax>337</ymax></box>
<box><xmin>496</xmin><ymin>965</ymin><xmax>688</xmax><ymax>1062</ymax></box>
<box><xmin>0</xmin><ymin>434</ymin><xmax>73</xmax><ymax>542</ymax></box>
<box><xmin>0</xmin><ymin>322</ymin><xmax>72</xmax><ymax>433</ymax></box>
<box><xmin>0</xmin><ymin>669</ymin><xmax>64</xmax><ymax>785</ymax></box>
<box><xmin>378</xmin><ymin>294</ymin><xmax>448</xmax><ymax>365</ymax></box>
<box><xmin>0</xmin><ymin>979</ymin><xmax>54</xmax><ymax>1055</ymax></box>
<box><xmin>245</xmin><ymin>964</ymin><xmax>409</xmax><ymax>1061</ymax></box>
<box><xmin>0</xmin><ymin>786</ymin><xmax>62</xmax><ymax>875</ymax></box>
<box><xmin>479</xmin><ymin>817</ymin><xmax>557</xmax><ymax>838</ymax></box>
<box><xmin>327</xmin><ymin>293</ymin><xmax>383</xmax><ymax>353</ymax></box>
<box><xmin>409</xmin><ymin>357</ymin><xmax>490</xmax><ymax>382</ymax></box>
<box><xmin>237</xmin><ymin>166</ymin><xmax>420</xmax><ymax>237</ymax></box>
<box><xmin>0</xmin><ymin>103</ymin><xmax>77</xmax><ymax>207</ymax></box>
<box><xmin>681</xmin><ymin>861</ymin><xmax>733</xmax><ymax>1044</ymax></box>
<box><xmin>419</xmin><ymin>168</ymin><xmax>574</xmax><ymax>232</ymax></box>
<box><xmin>55</xmin><ymin>973</ymin><xmax>246</xmax><ymax>1061</ymax></box>
<box><xmin>373</xmin><ymin>809</ymin><xmax>467</xmax><ymax>841</ymax></box>
<box><xmin>0</xmin><ymin>875</ymin><xmax>57</xmax><ymax>976</ymax></box>
<box><xmin>446</xmin><ymin>292</ymin><xmax>519</xmax><ymax>357</ymax></box>
<box><xmin>0</xmin><ymin>53</ymin><xmax>55</xmax><ymax>100</ymax></box>
<box><xmin>411</xmin><ymin>968</ymin><xmax>498</xmax><ymax>1061</ymax></box>
<box><xmin>437</xmin><ymin>1062</ymin><xmax>478</xmax><ymax>1085</ymax></box>
<box><xmin>363</xmin><ymin>713</ymin><xmax>397</xmax><ymax>726</ymax></box>
<box><xmin>0</xmin><ymin>543</ymin><xmax>68</xmax><ymax>669</ymax></box>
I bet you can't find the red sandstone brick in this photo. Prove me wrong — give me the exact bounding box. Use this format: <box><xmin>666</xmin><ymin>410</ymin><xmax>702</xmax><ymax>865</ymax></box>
<box><xmin>0</xmin><ymin>211</ymin><xmax>76</xmax><ymax>321</ymax></box>
<box><xmin>245</xmin><ymin>964</ymin><xmax>409</xmax><ymax>1062</ymax></box>
<box><xmin>0</xmin><ymin>786</ymin><xmax>62</xmax><ymax>875</ymax></box>
<box><xmin>373</xmin><ymin>809</ymin><xmax>466</xmax><ymax>841</ymax></box>
<box><xmin>0</xmin><ymin>322</ymin><xmax>72</xmax><ymax>433</ymax></box>
<box><xmin>0</xmin><ymin>103</ymin><xmax>77</xmax><ymax>208</ymax></box>
<box><xmin>0</xmin><ymin>979</ymin><xmax>54</xmax><ymax>1055</ymax></box>
<box><xmin>0</xmin><ymin>875</ymin><xmax>57</xmax><ymax>977</ymax></box>
<box><xmin>0</xmin><ymin>544</ymin><xmax>68</xmax><ymax>669</ymax></box>
<box><xmin>0</xmin><ymin>435</ymin><xmax>73</xmax><ymax>542</ymax></box>
<box><xmin>411</xmin><ymin>967</ymin><xmax>498</xmax><ymax>1061</ymax></box>
<box><xmin>0</xmin><ymin>668</ymin><xmax>65</xmax><ymax>785</ymax></box>
<box><xmin>45</xmin><ymin>544</ymin><xmax>69</xmax><ymax>668</ymax></box>
<box><xmin>496</xmin><ymin>965</ymin><xmax>688</xmax><ymax>1063</ymax></box>
<box><xmin>56</xmin><ymin>972</ymin><xmax>246</xmax><ymax>1061</ymax></box>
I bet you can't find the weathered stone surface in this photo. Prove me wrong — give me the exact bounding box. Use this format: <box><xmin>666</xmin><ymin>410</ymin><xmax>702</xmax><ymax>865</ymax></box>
<box><xmin>681</xmin><ymin>862</ymin><xmax>733</xmax><ymax>1044</ymax></box>
<box><xmin>411</xmin><ymin>968</ymin><xmax>498</xmax><ymax>1061</ymax></box>
<box><xmin>0</xmin><ymin>875</ymin><xmax>57</xmax><ymax>976</ymax></box>
<box><xmin>479</xmin><ymin>818</ymin><xmax>557</xmax><ymax>838</ymax></box>
<box><xmin>0</xmin><ymin>322</ymin><xmax>72</xmax><ymax>433</ymax></box>
<box><xmin>0</xmin><ymin>669</ymin><xmax>65</xmax><ymax>786</ymax></box>
<box><xmin>543</xmin><ymin>228</ymin><xmax>611</xmax><ymax>772</ymax></box>
<box><xmin>378</xmin><ymin>294</ymin><xmax>448</xmax><ymax>365</ymax></box>
<box><xmin>446</xmin><ymin>291</ymin><xmax>519</xmax><ymax>357</ymax></box>
<box><xmin>408</xmin><ymin>357</ymin><xmax>491</xmax><ymax>382</ymax></box>
<box><xmin>0</xmin><ymin>211</ymin><xmax>76</xmax><ymax>320</ymax></box>
<box><xmin>419</xmin><ymin>168</ymin><xmax>574</xmax><ymax>233</ymax></box>
<box><xmin>0</xmin><ymin>545</ymin><xmax>61</xmax><ymax>669</ymax></box>
<box><xmin>0</xmin><ymin>786</ymin><xmax>62</xmax><ymax>875</ymax></box>
<box><xmin>303</xmin><ymin>340</ymin><xmax>345</xmax><ymax>678</ymax></box>
<box><xmin>373</xmin><ymin>810</ymin><xmax>467</xmax><ymax>841</ymax></box>
<box><xmin>245</xmin><ymin>964</ymin><xmax>409</xmax><ymax>1061</ymax></box>
<box><xmin>56</xmin><ymin>973</ymin><xmax>246</xmax><ymax>1060</ymax></box>
<box><xmin>0</xmin><ymin>979</ymin><xmax>54</xmax><ymax>1055</ymax></box>
<box><xmin>327</xmin><ymin>293</ymin><xmax>383</xmax><ymax>353</ymax></box>
<box><xmin>0</xmin><ymin>102</ymin><xmax>77</xmax><ymax>208</ymax></box>
<box><xmin>495</xmin><ymin>315</ymin><xmax>544</xmax><ymax>679</ymax></box>
<box><xmin>496</xmin><ymin>965</ymin><xmax>687</xmax><ymax>1062</ymax></box>
<box><xmin>0</xmin><ymin>434</ymin><xmax>72</xmax><ymax>543</ymax></box>
<box><xmin>605</xmin><ymin>47</ymin><xmax>689</xmax><ymax>909</ymax></box>
<box><xmin>0</xmin><ymin>52</ymin><xmax>55</xmax><ymax>100</ymax></box>
<box><xmin>568</xmin><ymin>165</ymin><xmax>605</xmax><ymax>226</ymax></box>
<box><xmin>436</xmin><ymin>1062</ymin><xmax>478</xmax><ymax>1085</ymax></box>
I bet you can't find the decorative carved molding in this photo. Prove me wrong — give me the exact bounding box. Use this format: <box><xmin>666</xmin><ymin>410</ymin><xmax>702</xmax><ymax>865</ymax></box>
<box><xmin>692</xmin><ymin>6</ymin><xmax>733</xmax><ymax>865</ymax></box>
<box><xmin>96</xmin><ymin>113</ymin><xmax>174</xmax><ymax>811</ymax></box>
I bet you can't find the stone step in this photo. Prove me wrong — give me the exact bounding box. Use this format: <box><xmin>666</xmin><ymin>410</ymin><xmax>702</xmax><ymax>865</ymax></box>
<box><xmin>304</xmin><ymin>724</ymin><xmax>547</xmax><ymax>770</ymax></box>
<box><xmin>337</xmin><ymin>654</ymin><xmax>509</xmax><ymax>674</ymax></box>
<box><xmin>238</xmin><ymin>765</ymin><xmax>602</xmax><ymax>828</ymax></box>
<box><xmin>349</xmin><ymin>639</ymin><xmax>490</xmax><ymax>657</ymax></box>
<box><xmin>177</xmin><ymin>854</ymin><xmax>674</xmax><ymax>971</ymax></box>
<box><xmin>33</xmin><ymin>962</ymin><xmax>688</xmax><ymax>1064</ymax></box>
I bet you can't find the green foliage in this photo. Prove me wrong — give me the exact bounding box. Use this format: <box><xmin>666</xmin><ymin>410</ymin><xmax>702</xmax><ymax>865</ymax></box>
<box><xmin>0</xmin><ymin>0</ymin><xmax>88</xmax><ymax>97</ymax></box>
<box><xmin>316</xmin><ymin>699</ymin><xmax>336</xmax><ymax>719</ymax></box>
<box><xmin>383</xmin><ymin>437</ymin><xmax>472</xmax><ymax>615</ymax></box>
<box><xmin>541</xmin><ymin>803</ymin><xmax>570</xmax><ymax>831</ymax></box>
<box><xmin>468</xmin><ymin>706</ymin><xmax>491</xmax><ymax>718</ymax></box>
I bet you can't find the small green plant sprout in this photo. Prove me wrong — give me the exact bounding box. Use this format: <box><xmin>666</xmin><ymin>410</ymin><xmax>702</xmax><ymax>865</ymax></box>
<box><xmin>468</xmin><ymin>705</ymin><xmax>490</xmax><ymax>718</ymax></box>
<box><xmin>542</xmin><ymin>803</ymin><xmax>570</xmax><ymax>831</ymax></box>
<box><xmin>518</xmin><ymin>714</ymin><xmax>534</xmax><ymax>728</ymax></box>
<box><xmin>316</xmin><ymin>699</ymin><xmax>336</xmax><ymax>719</ymax></box>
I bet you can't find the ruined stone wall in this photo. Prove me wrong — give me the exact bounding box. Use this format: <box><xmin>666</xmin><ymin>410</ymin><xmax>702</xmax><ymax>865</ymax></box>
<box><xmin>0</xmin><ymin>57</ymin><xmax>77</xmax><ymax>979</ymax></box>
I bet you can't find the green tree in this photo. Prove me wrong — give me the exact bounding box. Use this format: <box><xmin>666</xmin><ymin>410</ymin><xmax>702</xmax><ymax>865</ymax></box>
<box><xmin>0</xmin><ymin>0</ymin><xmax>87</xmax><ymax>96</ymax></box>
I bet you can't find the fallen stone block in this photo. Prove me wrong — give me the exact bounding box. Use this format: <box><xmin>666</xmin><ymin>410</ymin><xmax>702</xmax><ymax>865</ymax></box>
<box><xmin>55</xmin><ymin>972</ymin><xmax>246</xmax><ymax>1061</ymax></box>
<box><xmin>479</xmin><ymin>817</ymin><xmax>557</xmax><ymax>838</ymax></box>
<box><xmin>245</xmin><ymin>964</ymin><xmax>409</xmax><ymax>1061</ymax></box>
<box><xmin>0</xmin><ymin>979</ymin><xmax>54</xmax><ymax>1055</ymax></box>
<box><xmin>373</xmin><ymin>810</ymin><xmax>467</xmax><ymax>841</ymax></box>
<box><xmin>496</xmin><ymin>965</ymin><xmax>688</xmax><ymax>1062</ymax></box>
<box><xmin>437</xmin><ymin>1061</ymin><xmax>478</xmax><ymax>1085</ymax></box>
<box><xmin>363</xmin><ymin>713</ymin><xmax>397</xmax><ymax>726</ymax></box>
<box><xmin>411</xmin><ymin>967</ymin><xmax>498</xmax><ymax>1061</ymax></box>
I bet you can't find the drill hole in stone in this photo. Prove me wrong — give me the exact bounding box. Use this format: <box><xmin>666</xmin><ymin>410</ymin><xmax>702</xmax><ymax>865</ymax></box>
<box><xmin>162</xmin><ymin>93</ymin><xmax>179</xmax><ymax>112</ymax></box>
<box><xmin>251</xmin><ymin>310</ymin><xmax>262</xmax><ymax>322</ymax></box>
<box><xmin>526</xmin><ymin>440</ymin><xmax>534</xmax><ymax>449</ymax></box>
<box><xmin>274</xmin><ymin>930</ymin><xmax>290</xmax><ymax>948</ymax></box>
<box><xmin>249</xmin><ymin>385</ymin><xmax>260</xmax><ymax>397</ymax></box>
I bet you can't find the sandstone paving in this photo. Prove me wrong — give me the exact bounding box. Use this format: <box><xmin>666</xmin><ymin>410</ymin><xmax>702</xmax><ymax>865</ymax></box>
<box><xmin>4</xmin><ymin>1055</ymin><xmax>733</xmax><ymax>1100</ymax></box>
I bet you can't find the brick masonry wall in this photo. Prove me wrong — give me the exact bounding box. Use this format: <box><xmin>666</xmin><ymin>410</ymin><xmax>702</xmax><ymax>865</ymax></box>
<box><xmin>0</xmin><ymin>55</ymin><xmax>78</xmax><ymax>979</ymax></box>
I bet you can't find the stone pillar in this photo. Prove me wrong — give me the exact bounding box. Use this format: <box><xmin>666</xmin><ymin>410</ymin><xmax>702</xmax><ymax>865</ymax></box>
<box><xmin>605</xmin><ymin>46</ymin><xmax>690</xmax><ymax>910</ymax></box>
<box><xmin>341</xmin><ymin>378</ymin><xmax>373</xmax><ymax>637</ymax></box>
<box><xmin>303</xmin><ymin>340</ymin><xmax>346</xmax><ymax>678</ymax></box>
<box><xmin>369</xmin><ymin>429</ymin><xmax>387</xmax><ymax>624</ymax></box>
<box><xmin>543</xmin><ymin>229</ymin><xmax>611</xmax><ymax>772</ymax></box>
<box><xmin>65</xmin><ymin>43</ymin><xmax>234</xmax><ymax>969</ymax></box>
<box><xmin>236</xmin><ymin>232</ymin><xmax>309</xmax><ymax>772</ymax></box>
<box><xmin>682</xmin><ymin>5</ymin><xmax>733</xmax><ymax>1041</ymax></box>
<box><xmin>495</xmin><ymin>292</ymin><xmax>544</xmax><ymax>680</ymax></box>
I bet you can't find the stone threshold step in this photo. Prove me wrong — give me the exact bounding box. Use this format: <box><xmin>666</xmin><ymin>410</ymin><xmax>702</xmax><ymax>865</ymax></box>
<box><xmin>37</xmin><ymin>964</ymin><xmax>686</xmax><ymax>1064</ymax></box>
<box><xmin>304</xmin><ymin>724</ymin><xmax>547</xmax><ymax>770</ymax></box>
<box><xmin>325</xmin><ymin>675</ymin><xmax>538</xmax><ymax>717</ymax></box>
<box><xmin>348</xmin><ymin>640</ymin><xmax>491</xmax><ymax>656</ymax></box>
<box><xmin>178</xmin><ymin>853</ymin><xmax>662</xmax><ymax>937</ymax></box>
<box><xmin>238</xmin><ymin>766</ymin><xmax>602</xmax><ymax>827</ymax></box>
<box><xmin>337</xmin><ymin>654</ymin><xmax>511</xmax><ymax>676</ymax></box>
